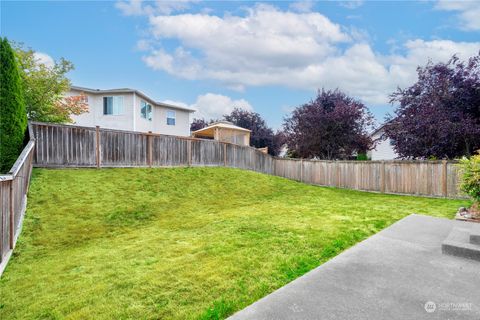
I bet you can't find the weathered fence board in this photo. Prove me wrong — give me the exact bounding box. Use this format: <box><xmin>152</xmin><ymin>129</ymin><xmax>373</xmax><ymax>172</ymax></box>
<box><xmin>151</xmin><ymin>135</ymin><xmax>189</xmax><ymax>167</ymax></box>
<box><xmin>30</xmin><ymin>122</ymin><xmax>464</xmax><ymax>199</ymax></box>
<box><xmin>100</xmin><ymin>129</ymin><xmax>148</xmax><ymax>167</ymax></box>
<box><xmin>275</xmin><ymin>159</ymin><xmax>462</xmax><ymax>198</ymax></box>
<box><xmin>0</xmin><ymin>180</ymin><xmax>10</xmax><ymax>265</ymax></box>
<box><xmin>1</xmin><ymin>131</ymin><xmax>35</xmax><ymax>276</ymax></box>
<box><xmin>191</xmin><ymin>139</ymin><xmax>224</xmax><ymax>167</ymax></box>
<box><xmin>33</xmin><ymin>122</ymin><xmax>96</xmax><ymax>167</ymax></box>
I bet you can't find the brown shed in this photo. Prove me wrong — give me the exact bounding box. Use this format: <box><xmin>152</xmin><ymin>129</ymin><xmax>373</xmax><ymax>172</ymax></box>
<box><xmin>191</xmin><ymin>121</ymin><xmax>251</xmax><ymax>146</ymax></box>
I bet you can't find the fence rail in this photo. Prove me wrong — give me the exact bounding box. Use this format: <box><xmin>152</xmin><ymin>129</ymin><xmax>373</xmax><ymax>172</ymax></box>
<box><xmin>31</xmin><ymin>122</ymin><xmax>464</xmax><ymax>199</ymax></box>
<box><xmin>0</xmin><ymin>127</ymin><xmax>35</xmax><ymax>276</ymax></box>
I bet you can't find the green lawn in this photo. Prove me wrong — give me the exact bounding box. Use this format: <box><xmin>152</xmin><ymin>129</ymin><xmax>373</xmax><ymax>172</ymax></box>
<box><xmin>0</xmin><ymin>167</ymin><xmax>469</xmax><ymax>319</ymax></box>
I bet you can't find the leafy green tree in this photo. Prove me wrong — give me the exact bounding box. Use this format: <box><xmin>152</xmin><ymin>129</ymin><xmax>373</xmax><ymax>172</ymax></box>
<box><xmin>0</xmin><ymin>38</ymin><xmax>28</xmax><ymax>172</ymax></box>
<box><xmin>13</xmin><ymin>42</ymin><xmax>87</xmax><ymax>123</ymax></box>
<box><xmin>459</xmin><ymin>152</ymin><xmax>480</xmax><ymax>206</ymax></box>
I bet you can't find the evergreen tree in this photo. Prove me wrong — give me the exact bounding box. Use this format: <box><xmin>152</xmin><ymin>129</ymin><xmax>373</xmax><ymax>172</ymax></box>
<box><xmin>0</xmin><ymin>38</ymin><xmax>27</xmax><ymax>172</ymax></box>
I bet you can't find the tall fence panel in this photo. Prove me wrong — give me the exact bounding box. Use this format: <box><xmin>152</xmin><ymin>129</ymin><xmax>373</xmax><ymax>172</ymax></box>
<box><xmin>32</xmin><ymin>122</ymin><xmax>96</xmax><ymax>167</ymax></box>
<box><xmin>274</xmin><ymin>159</ymin><xmax>302</xmax><ymax>181</ymax></box>
<box><xmin>191</xmin><ymin>139</ymin><xmax>224</xmax><ymax>166</ymax></box>
<box><xmin>1</xmin><ymin>131</ymin><xmax>35</xmax><ymax>276</ymax></box>
<box><xmin>0</xmin><ymin>180</ymin><xmax>10</xmax><ymax>266</ymax></box>
<box><xmin>226</xmin><ymin>144</ymin><xmax>274</xmax><ymax>174</ymax></box>
<box><xmin>151</xmin><ymin>135</ymin><xmax>189</xmax><ymax>167</ymax></box>
<box><xmin>100</xmin><ymin>129</ymin><xmax>148</xmax><ymax>167</ymax></box>
<box><xmin>279</xmin><ymin>159</ymin><xmax>462</xmax><ymax>198</ymax></box>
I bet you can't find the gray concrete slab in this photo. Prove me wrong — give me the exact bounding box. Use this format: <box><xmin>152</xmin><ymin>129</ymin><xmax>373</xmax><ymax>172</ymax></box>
<box><xmin>471</xmin><ymin>224</ymin><xmax>480</xmax><ymax>245</ymax></box>
<box><xmin>229</xmin><ymin>214</ymin><xmax>480</xmax><ymax>320</ymax></box>
<box><xmin>442</xmin><ymin>226</ymin><xmax>480</xmax><ymax>261</ymax></box>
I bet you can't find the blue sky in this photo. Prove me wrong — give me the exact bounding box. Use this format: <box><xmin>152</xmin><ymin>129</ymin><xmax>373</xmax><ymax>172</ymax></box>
<box><xmin>1</xmin><ymin>1</ymin><xmax>479</xmax><ymax>129</ymax></box>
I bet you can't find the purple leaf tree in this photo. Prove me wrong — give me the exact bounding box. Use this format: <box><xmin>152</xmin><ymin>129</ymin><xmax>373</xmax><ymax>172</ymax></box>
<box><xmin>385</xmin><ymin>53</ymin><xmax>480</xmax><ymax>159</ymax></box>
<box><xmin>224</xmin><ymin>108</ymin><xmax>284</xmax><ymax>156</ymax></box>
<box><xmin>284</xmin><ymin>89</ymin><xmax>374</xmax><ymax>159</ymax></box>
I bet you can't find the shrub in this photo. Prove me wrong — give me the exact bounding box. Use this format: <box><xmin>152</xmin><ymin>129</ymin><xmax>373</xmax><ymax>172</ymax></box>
<box><xmin>356</xmin><ymin>153</ymin><xmax>368</xmax><ymax>161</ymax></box>
<box><xmin>0</xmin><ymin>38</ymin><xmax>27</xmax><ymax>173</ymax></box>
<box><xmin>458</xmin><ymin>152</ymin><xmax>480</xmax><ymax>203</ymax></box>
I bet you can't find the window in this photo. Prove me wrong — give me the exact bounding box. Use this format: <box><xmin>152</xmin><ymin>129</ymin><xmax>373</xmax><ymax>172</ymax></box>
<box><xmin>167</xmin><ymin>110</ymin><xmax>176</xmax><ymax>126</ymax></box>
<box><xmin>140</xmin><ymin>100</ymin><xmax>152</xmax><ymax>121</ymax></box>
<box><xmin>103</xmin><ymin>96</ymin><xmax>124</xmax><ymax>115</ymax></box>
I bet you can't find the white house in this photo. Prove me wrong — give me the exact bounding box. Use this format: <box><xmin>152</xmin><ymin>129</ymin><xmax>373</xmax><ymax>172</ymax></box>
<box><xmin>368</xmin><ymin>125</ymin><xmax>399</xmax><ymax>160</ymax></box>
<box><xmin>67</xmin><ymin>85</ymin><xmax>195</xmax><ymax>136</ymax></box>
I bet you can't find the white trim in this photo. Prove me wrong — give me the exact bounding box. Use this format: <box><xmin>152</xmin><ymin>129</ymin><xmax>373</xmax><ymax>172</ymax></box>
<box><xmin>133</xmin><ymin>92</ymin><xmax>136</xmax><ymax>131</ymax></box>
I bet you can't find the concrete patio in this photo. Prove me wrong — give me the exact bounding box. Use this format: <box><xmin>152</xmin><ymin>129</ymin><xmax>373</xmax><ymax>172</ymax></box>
<box><xmin>230</xmin><ymin>214</ymin><xmax>480</xmax><ymax>320</ymax></box>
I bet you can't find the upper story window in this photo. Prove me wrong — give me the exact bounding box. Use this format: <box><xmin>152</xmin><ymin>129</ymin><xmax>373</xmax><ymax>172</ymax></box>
<box><xmin>167</xmin><ymin>110</ymin><xmax>176</xmax><ymax>126</ymax></box>
<box><xmin>140</xmin><ymin>100</ymin><xmax>152</xmax><ymax>121</ymax></box>
<box><xmin>103</xmin><ymin>96</ymin><xmax>124</xmax><ymax>115</ymax></box>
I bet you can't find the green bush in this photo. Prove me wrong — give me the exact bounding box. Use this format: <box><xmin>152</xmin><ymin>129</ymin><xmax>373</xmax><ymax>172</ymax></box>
<box><xmin>458</xmin><ymin>152</ymin><xmax>480</xmax><ymax>203</ymax></box>
<box><xmin>0</xmin><ymin>37</ymin><xmax>27</xmax><ymax>173</ymax></box>
<box><xmin>356</xmin><ymin>153</ymin><xmax>369</xmax><ymax>161</ymax></box>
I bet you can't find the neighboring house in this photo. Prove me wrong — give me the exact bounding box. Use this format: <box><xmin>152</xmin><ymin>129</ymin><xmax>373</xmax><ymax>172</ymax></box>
<box><xmin>367</xmin><ymin>125</ymin><xmax>399</xmax><ymax>160</ymax></box>
<box><xmin>191</xmin><ymin>121</ymin><xmax>251</xmax><ymax>146</ymax></box>
<box><xmin>67</xmin><ymin>85</ymin><xmax>195</xmax><ymax>136</ymax></box>
<box><xmin>278</xmin><ymin>144</ymin><xmax>289</xmax><ymax>158</ymax></box>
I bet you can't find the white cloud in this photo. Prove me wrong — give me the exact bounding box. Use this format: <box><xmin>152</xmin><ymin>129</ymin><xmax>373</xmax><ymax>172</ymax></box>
<box><xmin>135</xmin><ymin>39</ymin><xmax>152</xmax><ymax>51</ymax></box>
<box><xmin>116</xmin><ymin>0</ymin><xmax>196</xmax><ymax>16</ymax></box>
<box><xmin>122</xmin><ymin>3</ymin><xmax>480</xmax><ymax>105</ymax></box>
<box><xmin>435</xmin><ymin>0</ymin><xmax>480</xmax><ymax>31</ymax></box>
<box><xmin>289</xmin><ymin>1</ymin><xmax>315</xmax><ymax>13</ymax></box>
<box><xmin>339</xmin><ymin>1</ymin><xmax>364</xmax><ymax>9</ymax></box>
<box><xmin>116</xmin><ymin>0</ymin><xmax>144</xmax><ymax>16</ymax></box>
<box><xmin>33</xmin><ymin>52</ymin><xmax>55</xmax><ymax>68</ymax></box>
<box><xmin>163</xmin><ymin>93</ymin><xmax>252</xmax><ymax>120</ymax></box>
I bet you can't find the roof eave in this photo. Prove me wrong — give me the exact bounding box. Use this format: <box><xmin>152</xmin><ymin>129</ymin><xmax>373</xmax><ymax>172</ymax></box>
<box><xmin>70</xmin><ymin>85</ymin><xmax>195</xmax><ymax>112</ymax></box>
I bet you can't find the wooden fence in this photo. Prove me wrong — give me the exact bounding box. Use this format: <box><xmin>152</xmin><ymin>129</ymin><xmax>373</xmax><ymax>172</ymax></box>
<box><xmin>31</xmin><ymin>122</ymin><xmax>274</xmax><ymax>174</ymax></box>
<box><xmin>31</xmin><ymin>122</ymin><xmax>463</xmax><ymax>198</ymax></box>
<box><xmin>0</xmin><ymin>126</ymin><xmax>35</xmax><ymax>276</ymax></box>
<box><xmin>273</xmin><ymin>158</ymin><xmax>463</xmax><ymax>198</ymax></box>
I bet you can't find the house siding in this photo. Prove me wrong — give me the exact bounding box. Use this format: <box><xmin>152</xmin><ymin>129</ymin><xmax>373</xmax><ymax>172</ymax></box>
<box><xmin>68</xmin><ymin>89</ymin><xmax>191</xmax><ymax>136</ymax></box>
<box><xmin>368</xmin><ymin>129</ymin><xmax>399</xmax><ymax>160</ymax></box>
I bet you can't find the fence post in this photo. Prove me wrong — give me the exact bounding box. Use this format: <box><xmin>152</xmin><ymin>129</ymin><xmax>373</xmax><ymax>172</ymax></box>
<box><xmin>95</xmin><ymin>126</ymin><xmax>100</xmax><ymax>168</ymax></box>
<box><xmin>9</xmin><ymin>179</ymin><xmax>14</xmax><ymax>249</ymax></box>
<box><xmin>442</xmin><ymin>160</ymin><xmax>448</xmax><ymax>197</ymax></box>
<box><xmin>187</xmin><ymin>140</ymin><xmax>192</xmax><ymax>166</ymax></box>
<box><xmin>300</xmin><ymin>159</ymin><xmax>303</xmax><ymax>182</ymax></box>
<box><xmin>224</xmin><ymin>143</ymin><xmax>227</xmax><ymax>167</ymax></box>
<box><xmin>336</xmin><ymin>161</ymin><xmax>340</xmax><ymax>187</ymax></box>
<box><xmin>380</xmin><ymin>161</ymin><xmax>385</xmax><ymax>193</ymax></box>
<box><xmin>147</xmin><ymin>131</ymin><xmax>153</xmax><ymax>167</ymax></box>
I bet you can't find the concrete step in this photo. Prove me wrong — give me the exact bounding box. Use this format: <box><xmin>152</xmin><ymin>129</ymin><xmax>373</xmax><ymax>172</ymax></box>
<box><xmin>470</xmin><ymin>223</ymin><xmax>480</xmax><ymax>245</ymax></box>
<box><xmin>441</xmin><ymin>226</ymin><xmax>480</xmax><ymax>261</ymax></box>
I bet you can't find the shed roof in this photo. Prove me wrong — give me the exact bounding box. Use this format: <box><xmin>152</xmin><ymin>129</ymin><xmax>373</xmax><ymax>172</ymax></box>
<box><xmin>192</xmin><ymin>121</ymin><xmax>251</xmax><ymax>137</ymax></box>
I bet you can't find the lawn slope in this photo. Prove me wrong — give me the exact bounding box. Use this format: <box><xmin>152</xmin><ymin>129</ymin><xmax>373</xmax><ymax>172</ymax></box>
<box><xmin>0</xmin><ymin>167</ymin><xmax>468</xmax><ymax>319</ymax></box>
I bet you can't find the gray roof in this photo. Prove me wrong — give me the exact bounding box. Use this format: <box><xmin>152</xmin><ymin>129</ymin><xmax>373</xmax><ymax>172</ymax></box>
<box><xmin>70</xmin><ymin>85</ymin><xmax>196</xmax><ymax>112</ymax></box>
